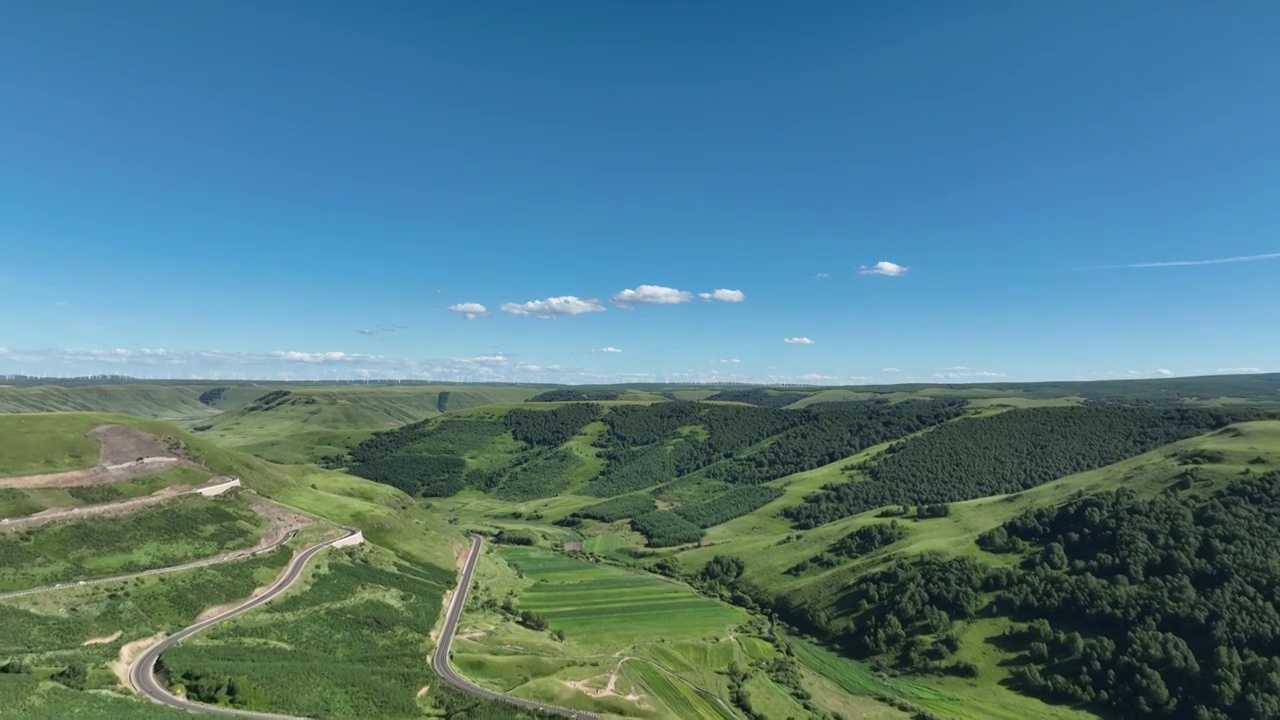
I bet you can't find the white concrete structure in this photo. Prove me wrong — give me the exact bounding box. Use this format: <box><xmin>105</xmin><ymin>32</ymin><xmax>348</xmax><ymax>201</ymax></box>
<box><xmin>333</xmin><ymin>529</ymin><xmax>365</xmax><ymax>547</ymax></box>
<box><xmin>195</xmin><ymin>477</ymin><xmax>241</xmax><ymax>497</ymax></box>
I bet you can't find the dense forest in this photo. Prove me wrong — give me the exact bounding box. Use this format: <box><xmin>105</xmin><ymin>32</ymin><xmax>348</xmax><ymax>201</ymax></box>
<box><xmin>785</xmin><ymin>405</ymin><xmax>1275</xmax><ymax>528</ymax></box>
<box><xmin>704</xmin><ymin>388</ymin><xmax>809</xmax><ymax>408</ymax></box>
<box><xmin>838</xmin><ymin>472</ymin><xmax>1280</xmax><ymax>719</ymax></box>
<box><xmin>503</xmin><ymin>404</ymin><xmax>601</xmax><ymax>446</ymax></box>
<box><xmin>673</xmin><ymin>486</ymin><xmax>783</xmax><ymax>528</ymax></box>
<box><xmin>526</xmin><ymin>388</ymin><xmax>621</xmax><ymax>402</ymax></box>
<box><xmin>630</xmin><ymin>510</ymin><xmax>703</xmax><ymax>547</ymax></box>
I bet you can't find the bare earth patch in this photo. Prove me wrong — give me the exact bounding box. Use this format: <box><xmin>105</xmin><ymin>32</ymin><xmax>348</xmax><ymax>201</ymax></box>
<box><xmin>93</xmin><ymin>425</ymin><xmax>183</xmax><ymax>466</ymax></box>
<box><xmin>113</xmin><ymin>632</ymin><xmax>166</xmax><ymax>692</ymax></box>
<box><xmin>0</xmin><ymin>425</ymin><xmax>195</xmax><ymax>489</ymax></box>
<box><xmin>416</xmin><ymin>684</ymin><xmax>431</xmax><ymax>699</ymax></box>
<box><xmin>82</xmin><ymin>629</ymin><xmax>123</xmax><ymax>646</ymax></box>
<box><xmin>562</xmin><ymin>656</ymin><xmax>643</xmax><ymax>702</ymax></box>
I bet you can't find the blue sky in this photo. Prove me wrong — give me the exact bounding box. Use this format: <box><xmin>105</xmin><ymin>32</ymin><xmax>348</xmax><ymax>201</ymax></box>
<box><xmin>2</xmin><ymin>1</ymin><xmax>1277</xmax><ymax>384</ymax></box>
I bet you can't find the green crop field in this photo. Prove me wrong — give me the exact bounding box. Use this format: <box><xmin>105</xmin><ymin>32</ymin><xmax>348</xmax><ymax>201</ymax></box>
<box><xmin>0</xmin><ymin>495</ymin><xmax>266</xmax><ymax>591</ymax></box>
<box><xmin>501</xmin><ymin>547</ymin><xmax>744</xmax><ymax>647</ymax></box>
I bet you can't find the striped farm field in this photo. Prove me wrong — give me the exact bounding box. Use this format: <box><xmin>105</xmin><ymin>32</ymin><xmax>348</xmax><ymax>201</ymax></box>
<box><xmin>498</xmin><ymin>547</ymin><xmax>745</xmax><ymax>647</ymax></box>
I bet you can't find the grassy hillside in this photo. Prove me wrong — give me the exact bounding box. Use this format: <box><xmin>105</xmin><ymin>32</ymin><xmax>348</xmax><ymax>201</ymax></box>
<box><xmin>194</xmin><ymin>385</ymin><xmax>545</xmax><ymax>464</ymax></box>
<box><xmin>0</xmin><ymin>384</ymin><xmax>219</xmax><ymax>419</ymax></box>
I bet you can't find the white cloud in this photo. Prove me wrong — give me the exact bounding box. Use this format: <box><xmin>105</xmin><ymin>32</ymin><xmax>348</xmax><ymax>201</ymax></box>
<box><xmin>455</xmin><ymin>353</ymin><xmax>509</xmax><ymax>365</ymax></box>
<box><xmin>847</xmin><ymin>375</ymin><xmax>871</xmax><ymax>382</ymax></box>
<box><xmin>1216</xmin><ymin>367</ymin><xmax>1262</xmax><ymax>374</ymax></box>
<box><xmin>500</xmin><ymin>296</ymin><xmax>606</xmax><ymax>318</ymax></box>
<box><xmin>270</xmin><ymin>351</ymin><xmax>357</xmax><ymax>363</ymax></box>
<box><xmin>611</xmin><ymin>285</ymin><xmax>693</xmax><ymax>306</ymax></box>
<box><xmin>932</xmin><ymin>367</ymin><xmax>1005</xmax><ymax>379</ymax></box>
<box><xmin>784</xmin><ymin>337</ymin><xmax>815</xmax><ymax>345</ymax></box>
<box><xmin>717</xmin><ymin>358</ymin><xmax>742</xmax><ymax>364</ymax></box>
<box><xmin>859</xmin><ymin>261</ymin><xmax>909</xmax><ymax>277</ymax></box>
<box><xmin>1155</xmin><ymin>368</ymin><xmax>1175</xmax><ymax>377</ymax></box>
<box><xmin>814</xmin><ymin>273</ymin><xmax>829</xmax><ymax>279</ymax></box>
<box><xmin>881</xmin><ymin>367</ymin><xmax>902</xmax><ymax>373</ymax></box>
<box><xmin>698</xmin><ymin>288</ymin><xmax>746</xmax><ymax>303</ymax></box>
<box><xmin>446</xmin><ymin>302</ymin><xmax>488</xmax><ymax>320</ymax></box>
<box><xmin>798</xmin><ymin>373</ymin><xmax>835</xmax><ymax>382</ymax></box>
<box><xmin>1117</xmin><ymin>252</ymin><xmax>1280</xmax><ymax>268</ymax></box>
<box><xmin>589</xmin><ymin>347</ymin><xmax>623</xmax><ymax>354</ymax></box>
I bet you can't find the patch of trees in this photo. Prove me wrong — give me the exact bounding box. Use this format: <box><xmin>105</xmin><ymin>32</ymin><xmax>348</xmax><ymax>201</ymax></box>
<box><xmin>340</xmin><ymin>418</ymin><xmax>511</xmax><ymax>493</ymax></box>
<box><xmin>527</xmin><ymin>388</ymin><xmax>621</xmax><ymax>402</ymax></box>
<box><xmin>493</xmin><ymin>448</ymin><xmax>581</xmax><ymax>501</ymax></box>
<box><xmin>842</xmin><ymin>471</ymin><xmax>1280</xmax><ymax>719</ymax></box>
<box><xmin>428</xmin><ymin>684</ymin><xmax>558</xmax><ymax>719</ymax></box>
<box><xmin>577</xmin><ymin>445</ymin><xmax>675</xmax><ymax>497</ymax></box>
<box><xmin>244</xmin><ymin>390</ymin><xmax>291</xmax><ymax>412</ymax></box>
<box><xmin>570</xmin><ymin>494</ymin><xmax>657</xmax><ymax>522</ymax></box>
<box><xmin>348</xmin><ymin>454</ymin><xmax>466</xmax><ymax>497</ymax></box>
<box><xmin>493</xmin><ymin>529</ymin><xmax>536</xmax><ymax>546</ymax></box>
<box><xmin>197</xmin><ymin>387</ymin><xmax>226</xmax><ymax>406</ymax></box>
<box><xmin>673</xmin><ymin>486</ymin><xmax>784</xmax><ymax>528</ymax></box>
<box><xmin>598</xmin><ymin>401</ymin><xmax>705</xmax><ymax>446</ymax></box>
<box><xmin>830</xmin><ymin>521</ymin><xmax>907</xmax><ymax>557</ymax></box>
<box><xmin>630</xmin><ymin>510</ymin><xmax>703</xmax><ymax>547</ymax></box>
<box><xmin>504</xmin><ymin>403</ymin><xmax>601</xmax><ymax>446</ymax></box>
<box><xmin>1175</xmin><ymin>448</ymin><xmax>1226</xmax><ymax>465</ymax></box>
<box><xmin>705</xmin><ymin>388</ymin><xmax>809</xmax><ymax>408</ymax></box>
<box><xmin>706</xmin><ymin>401</ymin><xmax>965</xmax><ymax>486</ymax></box>
<box><xmin>786</xmin><ymin>406</ymin><xmax>1271</xmax><ymax>528</ymax></box>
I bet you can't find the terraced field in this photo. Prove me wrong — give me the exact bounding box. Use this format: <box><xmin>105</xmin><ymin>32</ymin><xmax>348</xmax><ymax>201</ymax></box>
<box><xmin>501</xmin><ymin>548</ymin><xmax>744</xmax><ymax>647</ymax></box>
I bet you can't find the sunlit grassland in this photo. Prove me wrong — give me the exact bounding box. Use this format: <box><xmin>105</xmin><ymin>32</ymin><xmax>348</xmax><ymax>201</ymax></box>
<box><xmin>0</xmin><ymin>414</ymin><xmax>105</xmax><ymax>476</ymax></box>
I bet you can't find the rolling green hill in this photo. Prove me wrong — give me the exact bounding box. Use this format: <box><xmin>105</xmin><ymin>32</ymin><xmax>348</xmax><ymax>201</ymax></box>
<box><xmin>7</xmin><ymin>376</ymin><xmax>1280</xmax><ymax>720</ymax></box>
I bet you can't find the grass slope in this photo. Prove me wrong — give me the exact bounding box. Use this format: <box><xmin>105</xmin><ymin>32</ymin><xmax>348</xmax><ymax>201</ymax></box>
<box><xmin>0</xmin><ymin>415</ymin><xmax>106</xmax><ymax>476</ymax></box>
<box><xmin>196</xmin><ymin>385</ymin><xmax>544</xmax><ymax>464</ymax></box>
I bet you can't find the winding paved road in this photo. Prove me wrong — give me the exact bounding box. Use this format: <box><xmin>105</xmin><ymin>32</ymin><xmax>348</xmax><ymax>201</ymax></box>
<box><xmin>0</xmin><ymin>530</ymin><xmax>299</xmax><ymax>603</ymax></box>
<box><xmin>128</xmin><ymin>527</ymin><xmax>362</xmax><ymax>719</ymax></box>
<box><xmin>431</xmin><ymin>534</ymin><xmax>603</xmax><ymax>720</ymax></box>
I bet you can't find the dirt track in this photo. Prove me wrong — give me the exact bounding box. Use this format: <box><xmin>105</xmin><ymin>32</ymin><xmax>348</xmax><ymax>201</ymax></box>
<box><xmin>0</xmin><ymin>425</ymin><xmax>195</xmax><ymax>490</ymax></box>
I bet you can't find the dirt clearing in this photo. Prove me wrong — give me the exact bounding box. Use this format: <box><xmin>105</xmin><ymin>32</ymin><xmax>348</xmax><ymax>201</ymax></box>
<box><xmin>0</xmin><ymin>425</ymin><xmax>196</xmax><ymax>489</ymax></box>
<box><xmin>82</xmin><ymin>630</ymin><xmax>123</xmax><ymax>646</ymax></box>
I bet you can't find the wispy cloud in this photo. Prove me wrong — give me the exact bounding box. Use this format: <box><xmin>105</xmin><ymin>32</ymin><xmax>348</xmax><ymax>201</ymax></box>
<box><xmin>1216</xmin><ymin>367</ymin><xmax>1262</xmax><ymax>374</ymax></box>
<box><xmin>454</xmin><ymin>353</ymin><xmax>510</xmax><ymax>365</ymax></box>
<box><xmin>500</xmin><ymin>296</ymin><xmax>606</xmax><ymax>318</ymax></box>
<box><xmin>784</xmin><ymin>337</ymin><xmax>815</xmax><ymax>345</ymax></box>
<box><xmin>589</xmin><ymin>347</ymin><xmax>623</xmax><ymax>354</ymax></box>
<box><xmin>859</xmin><ymin>261</ymin><xmax>909</xmax><ymax>277</ymax></box>
<box><xmin>446</xmin><ymin>302</ymin><xmax>488</xmax><ymax>320</ymax></box>
<box><xmin>881</xmin><ymin>367</ymin><xmax>902</xmax><ymax>373</ymax></box>
<box><xmin>716</xmin><ymin>358</ymin><xmax>741</xmax><ymax>364</ymax></box>
<box><xmin>813</xmin><ymin>273</ymin><xmax>829</xmax><ymax>279</ymax></box>
<box><xmin>1112</xmin><ymin>252</ymin><xmax>1280</xmax><ymax>268</ymax></box>
<box><xmin>932</xmin><ymin>366</ymin><xmax>1005</xmax><ymax>379</ymax></box>
<box><xmin>798</xmin><ymin>373</ymin><xmax>835</xmax><ymax>382</ymax></box>
<box><xmin>698</xmin><ymin>288</ymin><xmax>746</xmax><ymax>303</ymax></box>
<box><xmin>1155</xmin><ymin>368</ymin><xmax>1175</xmax><ymax>377</ymax></box>
<box><xmin>611</xmin><ymin>284</ymin><xmax>693</xmax><ymax>306</ymax></box>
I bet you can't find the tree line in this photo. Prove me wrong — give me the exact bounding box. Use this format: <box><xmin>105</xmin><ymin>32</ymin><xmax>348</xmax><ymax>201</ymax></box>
<box><xmin>785</xmin><ymin>405</ymin><xmax>1274</xmax><ymax>528</ymax></box>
